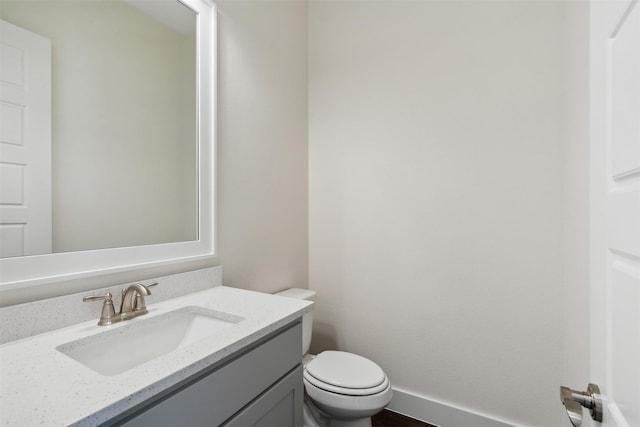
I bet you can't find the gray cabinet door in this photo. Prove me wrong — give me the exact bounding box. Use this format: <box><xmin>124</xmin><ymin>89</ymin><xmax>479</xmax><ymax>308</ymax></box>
<box><xmin>223</xmin><ymin>365</ymin><xmax>303</xmax><ymax>427</ymax></box>
<box><xmin>113</xmin><ymin>322</ymin><xmax>302</xmax><ymax>427</ymax></box>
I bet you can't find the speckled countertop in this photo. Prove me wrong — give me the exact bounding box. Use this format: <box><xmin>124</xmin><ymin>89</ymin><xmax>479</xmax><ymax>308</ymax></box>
<box><xmin>0</xmin><ymin>286</ymin><xmax>312</xmax><ymax>427</ymax></box>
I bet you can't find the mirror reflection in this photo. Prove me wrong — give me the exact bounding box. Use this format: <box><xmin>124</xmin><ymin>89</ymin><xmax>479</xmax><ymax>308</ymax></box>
<box><xmin>0</xmin><ymin>0</ymin><xmax>198</xmax><ymax>259</ymax></box>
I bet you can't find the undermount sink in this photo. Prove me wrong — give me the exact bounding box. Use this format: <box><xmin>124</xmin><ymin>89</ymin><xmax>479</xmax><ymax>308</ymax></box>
<box><xmin>56</xmin><ymin>306</ymin><xmax>244</xmax><ymax>376</ymax></box>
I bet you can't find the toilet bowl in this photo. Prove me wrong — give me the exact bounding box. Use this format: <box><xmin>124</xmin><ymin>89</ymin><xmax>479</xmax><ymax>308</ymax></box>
<box><xmin>275</xmin><ymin>288</ymin><xmax>392</xmax><ymax>427</ymax></box>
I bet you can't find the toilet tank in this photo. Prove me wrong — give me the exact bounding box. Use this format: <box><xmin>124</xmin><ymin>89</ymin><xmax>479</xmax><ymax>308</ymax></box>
<box><xmin>274</xmin><ymin>288</ymin><xmax>315</xmax><ymax>356</ymax></box>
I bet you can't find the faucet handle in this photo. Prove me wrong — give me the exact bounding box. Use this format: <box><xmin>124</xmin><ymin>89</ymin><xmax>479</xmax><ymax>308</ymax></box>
<box><xmin>83</xmin><ymin>292</ymin><xmax>117</xmax><ymax>326</ymax></box>
<box><xmin>144</xmin><ymin>282</ymin><xmax>158</xmax><ymax>292</ymax></box>
<box><xmin>83</xmin><ymin>292</ymin><xmax>112</xmax><ymax>302</ymax></box>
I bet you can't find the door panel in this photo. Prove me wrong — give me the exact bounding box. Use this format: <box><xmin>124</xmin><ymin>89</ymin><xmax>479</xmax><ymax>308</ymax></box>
<box><xmin>607</xmin><ymin>191</ymin><xmax>640</xmax><ymax>256</ymax></box>
<box><xmin>610</xmin><ymin>1</ymin><xmax>640</xmax><ymax>178</ymax></box>
<box><xmin>591</xmin><ymin>0</ymin><xmax>640</xmax><ymax>426</ymax></box>
<box><xmin>610</xmin><ymin>264</ymin><xmax>640</xmax><ymax>423</ymax></box>
<box><xmin>0</xmin><ymin>19</ymin><xmax>52</xmax><ymax>257</ymax></box>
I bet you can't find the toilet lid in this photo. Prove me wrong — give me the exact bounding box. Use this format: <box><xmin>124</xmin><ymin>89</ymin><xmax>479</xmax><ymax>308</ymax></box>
<box><xmin>304</xmin><ymin>351</ymin><xmax>387</xmax><ymax>391</ymax></box>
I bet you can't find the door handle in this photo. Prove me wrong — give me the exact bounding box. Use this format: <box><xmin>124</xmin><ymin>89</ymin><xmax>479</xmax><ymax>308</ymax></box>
<box><xmin>560</xmin><ymin>383</ymin><xmax>603</xmax><ymax>426</ymax></box>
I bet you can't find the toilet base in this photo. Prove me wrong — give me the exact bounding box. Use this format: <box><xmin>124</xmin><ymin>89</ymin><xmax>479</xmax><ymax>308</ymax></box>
<box><xmin>303</xmin><ymin>397</ymin><xmax>373</xmax><ymax>427</ymax></box>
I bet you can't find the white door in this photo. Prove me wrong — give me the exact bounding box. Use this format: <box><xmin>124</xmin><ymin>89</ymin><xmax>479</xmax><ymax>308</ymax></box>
<box><xmin>587</xmin><ymin>0</ymin><xmax>640</xmax><ymax>426</ymax></box>
<box><xmin>0</xmin><ymin>20</ymin><xmax>52</xmax><ymax>257</ymax></box>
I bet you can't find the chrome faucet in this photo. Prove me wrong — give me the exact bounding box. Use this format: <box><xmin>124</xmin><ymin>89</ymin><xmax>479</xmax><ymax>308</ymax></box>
<box><xmin>84</xmin><ymin>282</ymin><xmax>157</xmax><ymax>325</ymax></box>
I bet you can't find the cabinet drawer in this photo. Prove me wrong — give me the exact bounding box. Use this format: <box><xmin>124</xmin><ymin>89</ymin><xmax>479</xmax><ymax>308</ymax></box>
<box><xmin>116</xmin><ymin>321</ymin><xmax>302</xmax><ymax>427</ymax></box>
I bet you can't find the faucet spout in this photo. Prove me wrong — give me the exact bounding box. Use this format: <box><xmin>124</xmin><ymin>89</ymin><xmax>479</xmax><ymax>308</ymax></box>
<box><xmin>120</xmin><ymin>283</ymin><xmax>151</xmax><ymax>315</ymax></box>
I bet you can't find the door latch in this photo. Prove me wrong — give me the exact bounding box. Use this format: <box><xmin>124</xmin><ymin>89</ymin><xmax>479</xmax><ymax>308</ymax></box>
<box><xmin>560</xmin><ymin>383</ymin><xmax>603</xmax><ymax>426</ymax></box>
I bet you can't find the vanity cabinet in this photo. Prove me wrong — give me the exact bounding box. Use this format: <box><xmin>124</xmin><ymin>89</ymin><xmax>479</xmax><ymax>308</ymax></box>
<box><xmin>110</xmin><ymin>321</ymin><xmax>303</xmax><ymax>427</ymax></box>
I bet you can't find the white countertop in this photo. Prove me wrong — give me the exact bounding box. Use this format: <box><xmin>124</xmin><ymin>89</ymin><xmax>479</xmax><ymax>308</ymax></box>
<box><xmin>0</xmin><ymin>286</ymin><xmax>312</xmax><ymax>426</ymax></box>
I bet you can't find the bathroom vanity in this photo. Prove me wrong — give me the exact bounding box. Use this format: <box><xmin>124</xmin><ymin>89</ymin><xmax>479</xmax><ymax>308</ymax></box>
<box><xmin>113</xmin><ymin>322</ymin><xmax>302</xmax><ymax>426</ymax></box>
<box><xmin>0</xmin><ymin>286</ymin><xmax>312</xmax><ymax>426</ymax></box>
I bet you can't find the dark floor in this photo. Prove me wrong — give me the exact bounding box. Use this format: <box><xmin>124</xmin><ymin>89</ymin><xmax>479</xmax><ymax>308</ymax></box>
<box><xmin>372</xmin><ymin>410</ymin><xmax>437</xmax><ymax>427</ymax></box>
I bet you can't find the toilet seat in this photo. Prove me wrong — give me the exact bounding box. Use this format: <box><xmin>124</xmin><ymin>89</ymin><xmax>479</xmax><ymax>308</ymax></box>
<box><xmin>304</xmin><ymin>351</ymin><xmax>390</xmax><ymax>396</ymax></box>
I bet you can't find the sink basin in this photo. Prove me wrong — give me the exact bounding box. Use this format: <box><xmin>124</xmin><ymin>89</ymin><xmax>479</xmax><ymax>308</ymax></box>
<box><xmin>57</xmin><ymin>306</ymin><xmax>244</xmax><ymax>376</ymax></box>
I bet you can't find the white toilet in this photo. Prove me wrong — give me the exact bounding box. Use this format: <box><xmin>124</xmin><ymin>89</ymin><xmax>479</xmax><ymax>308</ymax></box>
<box><xmin>275</xmin><ymin>288</ymin><xmax>393</xmax><ymax>427</ymax></box>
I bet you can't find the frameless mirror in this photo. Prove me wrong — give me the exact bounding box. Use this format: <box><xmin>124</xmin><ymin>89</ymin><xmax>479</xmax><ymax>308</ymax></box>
<box><xmin>0</xmin><ymin>0</ymin><xmax>215</xmax><ymax>296</ymax></box>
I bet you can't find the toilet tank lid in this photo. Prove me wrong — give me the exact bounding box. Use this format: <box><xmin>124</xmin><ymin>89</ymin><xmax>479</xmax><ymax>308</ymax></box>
<box><xmin>275</xmin><ymin>288</ymin><xmax>316</xmax><ymax>301</ymax></box>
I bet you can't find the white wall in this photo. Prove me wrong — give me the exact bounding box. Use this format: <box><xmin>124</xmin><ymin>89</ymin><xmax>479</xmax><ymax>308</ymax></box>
<box><xmin>560</xmin><ymin>2</ymin><xmax>591</xmax><ymax>425</ymax></box>
<box><xmin>216</xmin><ymin>0</ymin><xmax>309</xmax><ymax>293</ymax></box>
<box><xmin>308</xmin><ymin>2</ymin><xmax>584</xmax><ymax>425</ymax></box>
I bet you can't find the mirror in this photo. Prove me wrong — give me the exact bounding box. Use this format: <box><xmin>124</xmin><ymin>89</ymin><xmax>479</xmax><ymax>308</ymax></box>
<box><xmin>0</xmin><ymin>0</ymin><xmax>215</xmax><ymax>296</ymax></box>
<box><xmin>1</xmin><ymin>0</ymin><xmax>198</xmax><ymax>257</ymax></box>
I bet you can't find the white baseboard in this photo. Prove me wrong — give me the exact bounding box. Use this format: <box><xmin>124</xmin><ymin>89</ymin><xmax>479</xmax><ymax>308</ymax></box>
<box><xmin>387</xmin><ymin>387</ymin><xmax>516</xmax><ymax>427</ymax></box>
